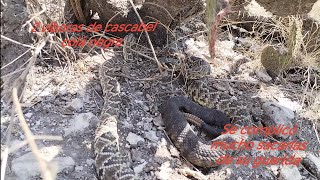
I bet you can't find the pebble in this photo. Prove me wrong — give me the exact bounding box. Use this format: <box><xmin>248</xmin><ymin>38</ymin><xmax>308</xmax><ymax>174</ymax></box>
<box><xmin>269</xmin><ymin>165</ymin><xmax>279</xmax><ymax>176</ymax></box>
<box><xmin>262</xmin><ymin>102</ymin><xmax>295</xmax><ymax>139</ymax></box>
<box><xmin>64</xmin><ymin>113</ymin><xmax>97</xmax><ymax>136</ymax></box>
<box><xmin>75</xmin><ymin>166</ymin><xmax>83</xmax><ymax>172</ymax></box>
<box><xmin>131</xmin><ymin>149</ymin><xmax>144</xmax><ymax>162</ymax></box>
<box><xmin>255</xmin><ymin>69</ymin><xmax>272</xmax><ymax>82</ymax></box>
<box><xmin>143</xmin><ymin>123</ymin><xmax>152</xmax><ymax>131</ymax></box>
<box><xmin>86</xmin><ymin>159</ymin><xmax>95</xmax><ymax>165</ymax></box>
<box><xmin>216</xmin><ymin>40</ymin><xmax>237</xmax><ymax>58</ymax></box>
<box><xmin>277</xmin><ymin>97</ymin><xmax>301</xmax><ymax>112</ymax></box>
<box><xmin>144</xmin><ymin>83</ymin><xmax>151</xmax><ymax>89</ymax></box>
<box><xmin>68</xmin><ymin>98</ymin><xmax>84</xmax><ymax>111</ymax></box>
<box><xmin>155</xmin><ymin>142</ymin><xmax>171</xmax><ymax>159</ymax></box>
<box><xmin>168</xmin><ymin>146</ymin><xmax>180</xmax><ymax>157</ymax></box>
<box><xmin>134</xmin><ymin>162</ymin><xmax>147</xmax><ymax>174</ymax></box>
<box><xmin>279</xmin><ymin>166</ymin><xmax>302</xmax><ymax>180</ymax></box>
<box><xmin>155</xmin><ymin>161</ymin><xmax>172</xmax><ymax>180</ymax></box>
<box><xmin>137</xmin><ymin>140</ymin><xmax>144</xmax><ymax>147</ymax></box>
<box><xmin>59</xmin><ymin>86</ymin><xmax>67</xmax><ymax>95</ymax></box>
<box><xmin>24</xmin><ymin>113</ymin><xmax>33</xmax><ymax>118</ymax></box>
<box><xmin>237</xmin><ymin>177</ymin><xmax>243</xmax><ymax>180</ymax></box>
<box><xmin>145</xmin><ymin>130</ymin><xmax>159</xmax><ymax>142</ymax></box>
<box><xmin>153</xmin><ymin>115</ymin><xmax>164</xmax><ymax>127</ymax></box>
<box><xmin>126</xmin><ymin>132</ymin><xmax>145</xmax><ymax>146</ymax></box>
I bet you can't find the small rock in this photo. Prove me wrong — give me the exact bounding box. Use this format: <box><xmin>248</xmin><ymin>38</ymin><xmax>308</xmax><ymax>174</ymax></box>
<box><xmin>255</xmin><ymin>69</ymin><xmax>272</xmax><ymax>82</ymax></box>
<box><xmin>75</xmin><ymin>166</ymin><xmax>83</xmax><ymax>172</ymax></box>
<box><xmin>94</xmin><ymin>83</ymin><xmax>102</xmax><ymax>93</ymax></box>
<box><xmin>155</xmin><ymin>161</ymin><xmax>172</xmax><ymax>180</ymax></box>
<box><xmin>86</xmin><ymin>159</ymin><xmax>95</xmax><ymax>165</ymax></box>
<box><xmin>24</xmin><ymin>113</ymin><xmax>33</xmax><ymax>118</ymax></box>
<box><xmin>64</xmin><ymin>113</ymin><xmax>97</xmax><ymax>136</ymax></box>
<box><xmin>68</xmin><ymin>98</ymin><xmax>84</xmax><ymax>111</ymax></box>
<box><xmin>143</xmin><ymin>83</ymin><xmax>151</xmax><ymax>89</ymax></box>
<box><xmin>137</xmin><ymin>140</ymin><xmax>144</xmax><ymax>147</ymax></box>
<box><xmin>216</xmin><ymin>40</ymin><xmax>236</xmax><ymax>58</ymax></box>
<box><xmin>59</xmin><ymin>86</ymin><xmax>67</xmax><ymax>95</ymax></box>
<box><xmin>279</xmin><ymin>166</ymin><xmax>302</xmax><ymax>180</ymax></box>
<box><xmin>134</xmin><ymin>162</ymin><xmax>147</xmax><ymax>174</ymax></box>
<box><xmin>277</xmin><ymin>97</ymin><xmax>301</xmax><ymax>112</ymax></box>
<box><xmin>145</xmin><ymin>162</ymin><xmax>158</xmax><ymax>172</ymax></box>
<box><xmin>135</xmin><ymin>91</ymin><xmax>143</xmax><ymax>96</ymax></box>
<box><xmin>269</xmin><ymin>165</ymin><xmax>279</xmax><ymax>176</ymax></box>
<box><xmin>155</xmin><ymin>140</ymin><xmax>171</xmax><ymax>159</ymax></box>
<box><xmin>39</xmin><ymin>88</ymin><xmax>51</xmax><ymax>97</ymax></box>
<box><xmin>145</xmin><ymin>130</ymin><xmax>159</xmax><ymax>142</ymax></box>
<box><xmin>126</xmin><ymin>132</ymin><xmax>144</xmax><ymax>146</ymax></box>
<box><xmin>142</xmin><ymin>117</ymin><xmax>153</xmax><ymax>123</ymax></box>
<box><xmin>168</xmin><ymin>146</ymin><xmax>180</xmax><ymax>157</ymax></box>
<box><xmin>262</xmin><ymin>102</ymin><xmax>295</xmax><ymax>139</ymax></box>
<box><xmin>131</xmin><ymin>149</ymin><xmax>143</xmax><ymax>162</ymax></box>
<box><xmin>153</xmin><ymin>116</ymin><xmax>164</xmax><ymax>127</ymax></box>
<box><xmin>225</xmin><ymin>168</ymin><xmax>232</xmax><ymax>176</ymax></box>
<box><xmin>142</xmin><ymin>104</ymin><xmax>149</xmax><ymax>112</ymax></box>
<box><xmin>234</xmin><ymin>37</ymin><xmax>252</xmax><ymax>48</ymax></box>
<box><xmin>143</xmin><ymin>123</ymin><xmax>152</xmax><ymax>131</ymax></box>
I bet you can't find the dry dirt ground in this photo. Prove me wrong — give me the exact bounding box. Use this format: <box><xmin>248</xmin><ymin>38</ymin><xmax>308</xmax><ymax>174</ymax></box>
<box><xmin>1</xmin><ymin>1</ymin><xmax>320</xmax><ymax>180</ymax></box>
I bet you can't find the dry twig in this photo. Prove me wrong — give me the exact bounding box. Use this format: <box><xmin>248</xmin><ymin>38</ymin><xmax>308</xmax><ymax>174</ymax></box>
<box><xmin>129</xmin><ymin>0</ymin><xmax>163</xmax><ymax>72</ymax></box>
<box><xmin>11</xmin><ymin>88</ymin><xmax>55</xmax><ymax>180</ymax></box>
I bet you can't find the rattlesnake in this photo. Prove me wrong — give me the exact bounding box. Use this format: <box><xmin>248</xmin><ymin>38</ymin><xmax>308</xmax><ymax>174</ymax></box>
<box><xmin>94</xmin><ymin>57</ymin><xmax>135</xmax><ymax>179</ymax></box>
<box><xmin>159</xmin><ymin>51</ymin><xmax>264</xmax><ymax>167</ymax></box>
<box><xmin>94</xmin><ymin>34</ymin><xmax>266</xmax><ymax>179</ymax></box>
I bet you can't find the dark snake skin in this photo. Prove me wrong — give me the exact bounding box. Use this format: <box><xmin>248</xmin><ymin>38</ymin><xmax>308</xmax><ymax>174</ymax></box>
<box><xmin>160</xmin><ymin>96</ymin><xmax>233</xmax><ymax>167</ymax></box>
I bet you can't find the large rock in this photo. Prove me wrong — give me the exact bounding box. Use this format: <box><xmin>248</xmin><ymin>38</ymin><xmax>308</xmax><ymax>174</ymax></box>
<box><xmin>262</xmin><ymin>102</ymin><xmax>295</xmax><ymax>139</ymax></box>
<box><xmin>256</xmin><ymin>0</ymin><xmax>317</xmax><ymax>17</ymax></box>
<box><xmin>11</xmin><ymin>146</ymin><xmax>75</xmax><ymax>179</ymax></box>
<box><xmin>66</xmin><ymin>0</ymin><xmax>205</xmax><ymax>46</ymax></box>
<box><xmin>279</xmin><ymin>166</ymin><xmax>302</xmax><ymax>180</ymax></box>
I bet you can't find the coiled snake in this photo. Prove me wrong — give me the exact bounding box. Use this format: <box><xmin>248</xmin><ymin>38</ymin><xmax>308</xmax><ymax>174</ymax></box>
<box><xmin>94</xmin><ymin>38</ymin><xmax>264</xmax><ymax>179</ymax></box>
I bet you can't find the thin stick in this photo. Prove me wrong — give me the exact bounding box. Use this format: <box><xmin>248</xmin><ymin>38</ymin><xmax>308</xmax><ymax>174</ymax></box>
<box><xmin>8</xmin><ymin>135</ymin><xmax>63</xmax><ymax>154</ymax></box>
<box><xmin>0</xmin><ymin>107</ymin><xmax>15</xmax><ymax>180</ymax></box>
<box><xmin>1</xmin><ymin>35</ymin><xmax>34</xmax><ymax>48</ymax></box>
<box><xmin>21</xmin><ymin>9</ymin><xmax>46</xmax><ymax>29</ymax></box>
<box><xmin>1</xmin><ymin>48</ymin><xmax>31</xmax><ymax>70</ymax></box>
<box><xmin>313</xmin><ymin>121</ymin><xmax>320</xmax><ymax>146</ymax></box>
<box><xmin>12</xmin><ymin>88</ymin><xmax>54</xmax><ymax>180</ymax></box>
<box><xmin>129</xmin><ymin>0</ymin><xmax>163</xmax><ymax>72</ymax></box>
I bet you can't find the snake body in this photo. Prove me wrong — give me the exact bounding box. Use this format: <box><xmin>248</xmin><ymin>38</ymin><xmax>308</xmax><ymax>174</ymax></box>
<box><xmin>94</xmin><ymin>44</ymin><xmax>263</xmax><ymax>179</ymax></box>
<box><xmin>94</xmin><ymin>58</ymin><xmax>135</xmax><ymax>180</ymax></box>
<box><xmin>159</xmin><ymin>53</ymin><xmax>262</xmax><ymax>167</ymax></box>
<box><xmin>160</xmin><ymin>96</ymin><xmax>234</xmax><ymax>167</ymax></box>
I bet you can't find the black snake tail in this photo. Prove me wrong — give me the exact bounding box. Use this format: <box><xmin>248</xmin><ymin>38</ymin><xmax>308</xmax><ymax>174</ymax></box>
<box><xmin>160</xmin><ymin>96</ymin><xmax>242</xmax><ymax>167</ymax></box>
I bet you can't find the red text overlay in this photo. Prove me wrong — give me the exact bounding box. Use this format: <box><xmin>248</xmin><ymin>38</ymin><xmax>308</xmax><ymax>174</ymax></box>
<box><xmin>210</xmin><ymin>124</ymin><xmax>306</xmax><ymax>168</ymax></box>
<box><xmin>31</xmin><ymin>21</ymin><xmax>159</xmax><ymax>48</ymax></box>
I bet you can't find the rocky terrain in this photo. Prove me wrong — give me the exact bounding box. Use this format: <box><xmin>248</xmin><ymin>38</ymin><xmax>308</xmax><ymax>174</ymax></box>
<box><xmin>1</xmin><ymin>0</ymin><xmax>319</xmax><ymax>180</ymax></box>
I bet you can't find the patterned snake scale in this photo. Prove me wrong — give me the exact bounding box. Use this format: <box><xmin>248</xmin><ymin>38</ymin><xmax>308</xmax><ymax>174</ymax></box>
<box><xmin>94</xmin><ymin>58</ymin><xmax>135</xmax><ymax>180</ymax></box>
<box><xmin>159</xmin><ymin>55</ymin><xmax>264</xmax><ymax>167</ymax></box>
<box><xmin>94</xmin><ymin>42</ymin><xmax>264</xmax><ymax>179</ymax></box>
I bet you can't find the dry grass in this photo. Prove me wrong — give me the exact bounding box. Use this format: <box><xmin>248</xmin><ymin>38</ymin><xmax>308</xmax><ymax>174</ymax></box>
<box><xmin>222</xmin><ymin>4</ymin><xmax>320</xmax><ymax>149</ymax></box>
<box><xmin>1</xmin><ymin>1</ymin><xmax>319</xmax><ymax>179</ymax></box>
<box><xmin>1</xmin><ymin>0</ymin><xmax>66</xmax><ymax>179</ymax></box>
